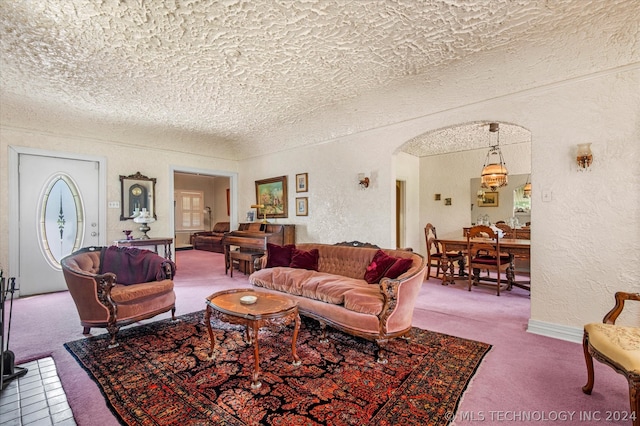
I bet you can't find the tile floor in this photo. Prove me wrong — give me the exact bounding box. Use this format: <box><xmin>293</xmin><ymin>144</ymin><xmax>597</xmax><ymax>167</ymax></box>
<box><xmin>0</xmin><ymin>357</ymin><xmax>76</xmax><ymax>426</ymax></box>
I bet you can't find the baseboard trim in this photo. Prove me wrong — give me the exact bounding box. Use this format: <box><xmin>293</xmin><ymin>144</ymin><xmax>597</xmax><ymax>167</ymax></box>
<box><xmin>527</xmin><ymin>319</ymin><xmax>583</xmax><ymax>344</ymax></box>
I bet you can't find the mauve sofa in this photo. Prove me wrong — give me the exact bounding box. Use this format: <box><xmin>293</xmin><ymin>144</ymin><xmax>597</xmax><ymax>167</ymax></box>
<box><xmin>249</xmin><ymin>243</ymin><xmax>426</xmax><ymax>363</ymax></box>
<box><xmin>191</xmin><ymin>222</ymin><xmax>230</xmax><ymax>253</ymax></box>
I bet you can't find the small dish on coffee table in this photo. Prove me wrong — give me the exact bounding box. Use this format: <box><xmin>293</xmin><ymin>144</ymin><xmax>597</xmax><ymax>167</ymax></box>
<box><xmin>240</xmin><ymin>295</ymin><xmax>258</xmax><ymax>305</ymax></box>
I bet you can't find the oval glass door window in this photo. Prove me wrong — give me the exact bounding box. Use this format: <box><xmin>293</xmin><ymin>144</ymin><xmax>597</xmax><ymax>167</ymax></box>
<box><xmin>39</xmin><ymin>174</ymin><xmax>84</xmax><ymax>268</ymax></box>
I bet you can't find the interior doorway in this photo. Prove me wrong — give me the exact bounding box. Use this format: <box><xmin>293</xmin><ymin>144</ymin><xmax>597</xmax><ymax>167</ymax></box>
<box><xmin>171</xmin><ymin>168</ymin><xmax>236</xmax><ymax>251</ymax></box>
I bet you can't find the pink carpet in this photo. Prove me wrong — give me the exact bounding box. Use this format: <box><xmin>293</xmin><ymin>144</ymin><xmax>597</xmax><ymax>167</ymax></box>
<box><xmin>8</xmin><ymin>250</ymin><xmax>631</xmax><ymax>425</ymax></box>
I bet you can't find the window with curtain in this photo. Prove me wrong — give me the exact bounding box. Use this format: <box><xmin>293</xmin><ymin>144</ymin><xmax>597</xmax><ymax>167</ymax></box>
<box><xmin>175</xmin><ymin>190</ymin><xmax>204</xmax><ymax>231</ymax></box>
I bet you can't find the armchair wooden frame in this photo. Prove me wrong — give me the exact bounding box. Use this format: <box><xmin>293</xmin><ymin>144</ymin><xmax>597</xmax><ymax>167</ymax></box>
<box><xmin>582</xmin><ymin>292</ymin><xmax>640</xmax><ymax>425</ymax></box>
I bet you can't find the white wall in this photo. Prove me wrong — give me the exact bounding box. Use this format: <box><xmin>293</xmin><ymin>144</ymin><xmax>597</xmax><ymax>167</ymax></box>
<box><xmin>0</xmin><ymin>128</ymin><xmax>238</xmax><ymax>269</ymax></box>
<box><xmin>1</xmin><ymin>68</ymin><xmax>637</xmax><ymax>344</ymax></box>
<box><xmin>238</xmin><ymin>66</ymin><xmax>640</xmax><ymax>338</ymax></box>
<box><xmin>239</xmin><ymin>129</ymin><xmax>397</xmax><ymax>245</ymax></box>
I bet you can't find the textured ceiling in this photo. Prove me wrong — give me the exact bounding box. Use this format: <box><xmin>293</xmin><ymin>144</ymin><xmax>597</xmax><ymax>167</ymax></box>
<box><xmin>0</xmin><ymin>0</ymin><xmax>637</xmax><ymax>159</ymax></box>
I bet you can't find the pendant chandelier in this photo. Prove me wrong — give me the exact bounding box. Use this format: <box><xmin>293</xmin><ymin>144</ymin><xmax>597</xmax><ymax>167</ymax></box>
<box><xmin>480</xmin><ymin>122</ymin><xmax>508</xmax><ymax>191</ymax></box>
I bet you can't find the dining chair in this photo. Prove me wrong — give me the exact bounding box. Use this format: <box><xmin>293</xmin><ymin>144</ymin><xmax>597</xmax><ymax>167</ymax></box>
<box><xmin>424</xmin><ymin>223</ymin><xmax>464</xmax><ymax>285</ymax></box>
<box><xmin>582</xmin><ymin>291</ymin><xmax>640</xmax><ymax>426</ymax></box>
<box><xmin>495</xmin><ymin>222</ymin><xmax>514</xmax><ymax>239</ymax></box>
<box><xmin>466</xmin><ymin>225</ymin><xmax>514</xmax><ymax>296</ymax></box>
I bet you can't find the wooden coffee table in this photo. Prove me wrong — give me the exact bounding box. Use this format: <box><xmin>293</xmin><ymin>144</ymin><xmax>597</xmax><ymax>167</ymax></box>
<box><xmin>205</xmin><ymin>289</ymin><xmax>301</xmax><ymax>389</ymax></box>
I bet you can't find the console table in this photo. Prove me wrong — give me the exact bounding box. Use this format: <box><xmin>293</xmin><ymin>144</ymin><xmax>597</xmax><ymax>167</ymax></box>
<box><xmin>113</xmin><ymin>237</ymin><xmax>173</xmax><ymax>260</ymax></box>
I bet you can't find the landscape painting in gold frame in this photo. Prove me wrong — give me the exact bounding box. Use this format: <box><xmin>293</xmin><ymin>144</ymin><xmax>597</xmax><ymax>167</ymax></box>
<box><xmin>255</xmin><ymin>176</ymin><xmax>288</xmax><ymax>218</ymax></box>
<box><xmin>478</xmin><ymin>191</ymin><xmax>499</xmax><ymax>207</ymax></box>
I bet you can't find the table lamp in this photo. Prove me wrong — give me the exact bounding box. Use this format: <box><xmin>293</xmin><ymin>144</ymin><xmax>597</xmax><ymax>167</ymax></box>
<box><xmin>133</xmin><ymin>209</ymin><xmax>156</xmax><ymax>239</ymax></box>
<box><xmin>250</xmin><ymin>204</ymin><xmax>268</xmax><ymax>223</ymax></box>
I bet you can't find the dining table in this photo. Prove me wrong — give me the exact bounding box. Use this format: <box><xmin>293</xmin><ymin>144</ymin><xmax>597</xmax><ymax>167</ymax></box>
<box><xmin>435</xmin><ymin>232</ymin><xmax>531</xmax><ymax>290</ymax></box>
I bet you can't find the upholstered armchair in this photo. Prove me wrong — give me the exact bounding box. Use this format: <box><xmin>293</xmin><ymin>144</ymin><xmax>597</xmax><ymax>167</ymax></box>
<box><xmin>582</xmin><ymin>291</ymin><xmax>640</xmax><ymax>425</ymax></box>
<box><xmin>191</xmin><ymin>222</ymin><xmax>230</xmax><ymax>253</ymax></box>
<box><xmin>61</xmin><ymin>246</ymin><xmax>176</xmax><ymax>347</ymax></box>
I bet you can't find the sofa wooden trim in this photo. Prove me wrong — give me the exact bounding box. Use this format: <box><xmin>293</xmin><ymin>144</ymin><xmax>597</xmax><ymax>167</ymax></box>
<box><xmin>250</xmin><ymin>243</ymin><xmax>426</xmax><ymax>363</ymax></box>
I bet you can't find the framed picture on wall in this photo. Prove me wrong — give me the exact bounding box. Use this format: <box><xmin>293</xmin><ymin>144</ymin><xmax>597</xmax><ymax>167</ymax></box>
<box><xmin>255</xmin><ymin>175</ymin><xmax>288</xmax><ymax>218</ymax></box>
<box><xmin>296</xmin><ymin>197</ymin><xmax>308</xmax><ymax>216</ymax></box>
<box><xmin>478</xmin><ymin>191</ymin><xmax>499</xmax><ymax>207</ymax></box>
<box><xmin>296</xmin><ymin>173</ymin><xmax>308</xmax><ymax>192</ymax></box>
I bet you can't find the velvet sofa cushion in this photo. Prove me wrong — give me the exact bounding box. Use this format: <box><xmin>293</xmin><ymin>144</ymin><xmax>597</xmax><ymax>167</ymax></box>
<box><xmin>266</xmin><ymin>243</ymin><xmax>296</xmax><ymax>268</ymax></box>
<box><xmin>250</xmin><ymin>267</ymin><xmax>383</xmax><ymax>315</ymax></box>
<box><xmin>290</xmin><ymin>248</ymin><xmax>320</xmax><ymax>271</ymax></box>
<box><xmin>290</xmin><ymin>243</ymin><xmax>420</xmax><ymax>280</ymax></box>
<box><xmin>364</xmin><ymin>250</ymin><xmax>397</xmax><ymax>283</ymax></box>
<box><xmin>384</xmin><ymin>257</ymin><xmax>414</xmax><ymax>279</ymax></box>
<box><xmin>111</xmin><ymin>279</ymin><xmax>174</xmax><ymax>304</ymax></box>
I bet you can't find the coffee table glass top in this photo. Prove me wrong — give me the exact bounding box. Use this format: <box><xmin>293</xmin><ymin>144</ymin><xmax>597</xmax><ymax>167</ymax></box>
<box><xmin>206</xmin><ymin>289</ymin><xmax>296</xmax><ymax>318</ymax></box>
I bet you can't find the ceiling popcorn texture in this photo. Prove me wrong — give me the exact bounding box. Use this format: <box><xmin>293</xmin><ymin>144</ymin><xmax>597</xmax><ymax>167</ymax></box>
<box><xmin>1</xmin><ymin>0</ymin><xmax>638</xmax><ymax>159</ymax></box>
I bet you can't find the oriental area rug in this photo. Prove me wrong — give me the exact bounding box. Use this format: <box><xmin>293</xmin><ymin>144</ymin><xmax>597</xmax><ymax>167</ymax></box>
<box><xmin>64</xmin><ymin>311</ymin><xmax>491</xmax><ymax>426</ymax></box>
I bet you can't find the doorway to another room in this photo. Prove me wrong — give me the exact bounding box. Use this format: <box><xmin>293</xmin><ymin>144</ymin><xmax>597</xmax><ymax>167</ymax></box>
<box><xmin>173</xmin><ymin>171</ymin><xmax>232</xmax><ymax>251</ymax></box>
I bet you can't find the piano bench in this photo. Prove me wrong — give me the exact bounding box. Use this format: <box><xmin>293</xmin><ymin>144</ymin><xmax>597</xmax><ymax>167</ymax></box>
<box><xmin>229</xmin><ymin>251</ymin><xmax>263</xmax><ymax>277</ymax></box>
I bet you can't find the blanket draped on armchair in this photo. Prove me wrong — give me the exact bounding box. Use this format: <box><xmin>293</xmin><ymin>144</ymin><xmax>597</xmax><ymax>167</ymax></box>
<box><xmin>100</xmin><ymin>246</ymin><xmax>176</xmax><ymax>285</ymax></box>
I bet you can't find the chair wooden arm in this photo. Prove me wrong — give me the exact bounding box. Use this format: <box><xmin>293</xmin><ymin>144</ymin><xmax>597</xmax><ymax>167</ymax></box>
<box><xmin>602</xmin><ymin>291</ymin><xmax>640</xmax><ymax>324</ymax></box>
<box><xmin>162</xmin><ymin>261</ymin><xmax>173</xmax><ymax>279</ymax></box>
<box><xmin>95</xmin><ymin>272</ymin><xmax>118</xmax><ymax>322</ymax></box>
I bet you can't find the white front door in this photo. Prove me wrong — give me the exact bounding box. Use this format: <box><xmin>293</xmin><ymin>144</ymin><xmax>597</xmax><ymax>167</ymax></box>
<box><xmin>18</xmin><ymin>154</ymin><xmax>101</xmax><ymax>296</ymax></box>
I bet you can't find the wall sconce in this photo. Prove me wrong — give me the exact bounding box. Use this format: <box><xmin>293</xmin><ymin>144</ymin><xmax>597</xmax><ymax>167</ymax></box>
<box><xmin>358</xmin><ymin>173</ymin><xmax>370</xmax><ymax>189</ymax></box>
<box><xmin>476</xmin><ymin>189</ymin><xmax>485</xmax><ymax>202</ymax></box>
<box><xmin>576</xmin><ymin>143</ymin><xmax>593</xmax><ymax>171</ymax></box>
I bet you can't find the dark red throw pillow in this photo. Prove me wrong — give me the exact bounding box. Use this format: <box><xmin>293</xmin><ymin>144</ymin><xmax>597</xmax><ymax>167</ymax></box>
<box><xmin>364</xmin><ymin>250</ymin><xmax>397</xmax><ymax>284</ymax></box>
<box><xmin>266</xmin><ymin>243</ymin><xmax>296</xmax><ymax>268</ymax></box>
<box><xmin>290</xmin><ymin>248</ymin><xmax>319</xmax><ymax>271</ymax></box>
<box><xmin>384</xmin><ymin>257</ymin><xmax>413</xmax><ymax>279</ymax></box>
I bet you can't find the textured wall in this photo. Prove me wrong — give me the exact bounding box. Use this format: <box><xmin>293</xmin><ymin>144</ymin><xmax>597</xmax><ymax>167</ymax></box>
<box><xmin>237</xmin><ymin>67</ymin><xmax>640</xmax><ymax>335</ymax></box>
<box><xmin>0</xmin><ymin>128</ymin><xmax>238</xmax><ymax>270</ymax></box>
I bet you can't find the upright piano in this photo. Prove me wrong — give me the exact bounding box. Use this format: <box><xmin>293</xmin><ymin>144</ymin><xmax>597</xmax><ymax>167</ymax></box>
<box><xmin>222</xmin><ymin>223</ymin><xmax>295</xmax><ymax>274</ymax></box>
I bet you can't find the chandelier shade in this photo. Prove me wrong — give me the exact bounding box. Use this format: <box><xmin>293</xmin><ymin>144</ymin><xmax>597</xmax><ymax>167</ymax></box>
<box><xmin>480</xmin><ymin>123</ymin><xmax>509</xmax><ymax>191</ymax></box>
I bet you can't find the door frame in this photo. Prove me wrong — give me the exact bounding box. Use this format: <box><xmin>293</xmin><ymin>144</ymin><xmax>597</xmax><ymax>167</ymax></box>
<box><xmin>168</xmin><ymin>165</ymin><xmax>239</xmax><ymax>255</ymax></box>
<box><xmin>8</xmin><ymin>146</ymin><xmax>107</xmax><ymax>288</ymax></box>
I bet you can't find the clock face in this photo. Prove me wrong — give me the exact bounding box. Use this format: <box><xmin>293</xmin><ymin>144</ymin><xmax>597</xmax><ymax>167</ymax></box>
<box><xmin>131</xmin><ymin>186</ymin><xmax>143</xmax><ymax>196</ymax></box>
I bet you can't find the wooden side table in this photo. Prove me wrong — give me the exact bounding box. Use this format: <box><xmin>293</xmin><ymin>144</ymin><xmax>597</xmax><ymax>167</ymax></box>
<box><xmin>205</xmin><ymin>289</ymin><xmax>300</xmax><ymax>389</ymax></box>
